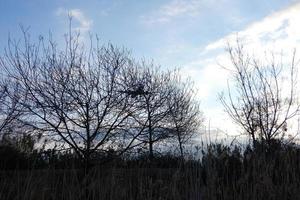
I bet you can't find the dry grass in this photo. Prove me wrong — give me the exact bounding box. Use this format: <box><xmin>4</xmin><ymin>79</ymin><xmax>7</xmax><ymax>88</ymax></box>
<box><xmin>1</xmin><ymin>143</ymin><xmax>300</xmax><ymax>200</ymax></box>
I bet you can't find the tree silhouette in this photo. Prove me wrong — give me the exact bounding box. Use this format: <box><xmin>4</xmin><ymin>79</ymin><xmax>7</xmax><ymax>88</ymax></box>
<box><xmin>1</xmin><ymin>28</ymin><xmax>143</xmax><ymax>171</ymax></box>
<box><xmin>167</xmin><ymin>75</ymin><xmax>202</xmax><ymax>158</ymax></box>
<box><xmin>220</xmin><ymin>41</ymin><xmax>299</xmax><ymax>145</ymax></box>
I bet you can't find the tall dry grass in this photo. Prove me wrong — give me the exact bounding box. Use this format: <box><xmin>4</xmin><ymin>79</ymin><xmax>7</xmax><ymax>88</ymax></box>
<box><xmin>1</xmin><ymin>141</ymin><xmax>300</xmax><ymax>200</ymax></box>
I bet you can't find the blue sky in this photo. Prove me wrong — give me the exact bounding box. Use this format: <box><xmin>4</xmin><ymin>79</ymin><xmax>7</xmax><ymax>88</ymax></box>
<box><xmin>0</xmin><ymin>0</ymin><xmax>295</xmax><ymax>63</ymax></box>
<box><xmin>1</xmin><ymin>0</ymin><xmax>300</xmax><ymax>134</ymax></box>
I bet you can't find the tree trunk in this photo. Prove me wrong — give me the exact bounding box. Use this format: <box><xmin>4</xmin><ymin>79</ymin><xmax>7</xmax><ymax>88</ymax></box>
<box><xmin>179</xmin><ymin>141</ymin><xmax>184</xmax><ymax>159</ymax></box>
<box><xmin>177</xmin><ymin>130</ymin><xmax>184</xmax><ymax>159</ymax></box>
<box><xmin>147</xmin><ymin>101</ymin><xmax>154</xmax><ymax>161</ymax></box>
<box><xmin>149</xmin><ymin>126</ymin><xmax>154</xmax><ymax>161</ymax></box>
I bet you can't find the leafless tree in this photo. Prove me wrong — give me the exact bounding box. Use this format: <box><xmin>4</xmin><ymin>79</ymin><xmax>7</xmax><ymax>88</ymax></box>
<box><xmin>167</xmin><ymin>75</ymin><xmax>203</xmax><ymax>158</ymax></box>
<box><xmin>0</xmin><ymin>24</ymin><xmax>204</xmax><ymax>166</ymax></box>
<box><xmin>0</xmin><ymin>28</ymin><xmax>142</xmax><ymax>169</ymax></box>
<box><xmin>220</xmin><ymin>41</ymin><xmax>299</xmax><ymax>145</ymax></box>
<box><xmin>0</xmin><ymin>77</ymin><xmax>23</xmax><ymax>142</ymax></box>
<box><xmin>121</xmin><ymin>62</ymin><xmax>177</xmax><ymax>159</ymax></box>
<box><xmin>122</xmin><ymin>64</ymin><xmax>203</xmax><ymax>159</ymax></box>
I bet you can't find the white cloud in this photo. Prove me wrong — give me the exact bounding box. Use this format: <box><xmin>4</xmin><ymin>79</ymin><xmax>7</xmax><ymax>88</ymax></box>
<box><xmin>55</xmin><ymin>8</ymin><xmax>93</xmax><ymax>34</ymax></box>
<box><xmin>141</xmin><ymin>0</ymin><xmax>218</xmax><ymax>25</ymax></box>
<box><xmin>182</xmin><ymin>52</ymin><xmax>232</xmax><ymax>100</ymax></box>
<box><xmin>204</xmin><ymin>2</ymin><xmax>300</xmax><ymax>53</ymax></box>
<box><xmin>199</xmin><ymin>1</ymin><xmax>300</xmax><ymax>100</ymax></box>
<box><xmin>182</xmin><ymin>54</ymin><xmax>238</xmax><ymax>135</ymax></box>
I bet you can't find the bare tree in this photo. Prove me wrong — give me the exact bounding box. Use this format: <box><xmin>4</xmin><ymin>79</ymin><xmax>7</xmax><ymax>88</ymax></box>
<box><xmin>0</xmin><ymin>28</ymin><xmax>142</xmax><ymax>169</ymax></box>
<box><xmin>121</xmin><ymin>64</ymin><xmax>203</xmax><ymax>159</ymax></box>
<box><xmin>121</xmin><ymin>62</ymin><xmax>176</xmax><ymax>159</ymax></box>
<box><xmin>167</xmin><ymin>75</ymin><xmax>202</xmax><ymax>158</ymax></box>
<box><xmin>0</xmin><ymin>78</ymin><xmax>23</xmax><ymax>142</ymax></box>
<box><xmin>0</xmin><ymin>25</ymin><xmax>204</xmax><ymax>166</ymax></box>
<box><xmin>220</xmin><ymin>41</ymin><xmax>299</xmax><ymax>145</ymax></box>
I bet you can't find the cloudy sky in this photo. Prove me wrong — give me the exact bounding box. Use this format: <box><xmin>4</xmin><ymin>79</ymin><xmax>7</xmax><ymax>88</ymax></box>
<box><xmin>1</xmin><ymin>0</ymin><xmax>300</xmax><ymax>135</ymax></box>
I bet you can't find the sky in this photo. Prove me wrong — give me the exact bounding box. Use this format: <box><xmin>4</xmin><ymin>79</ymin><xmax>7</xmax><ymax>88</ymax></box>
<box><xmin>1</xmin><ymin>0</ymin><xmax>300</xmax><ymax>136</ymax></box>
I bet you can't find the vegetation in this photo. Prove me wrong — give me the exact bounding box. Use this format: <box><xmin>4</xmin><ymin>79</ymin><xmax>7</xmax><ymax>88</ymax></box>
<box><xmin>0</xmin><ymin>27</ymin><xmax>300</xmax><ymax>200</ymax></box>
<box><xmin>0</xmin><ymin>28</ymin><xmax>202</xmax><ymax>170</ymax></box>
<box><xmin>1</xmin><ymin>139</ymin><xmax>300</xmax><ymax>200</ymax></box>
<box><xmin>220</xmin><ymin>41</ymin><xmax>299</xmax><ymax>145</ymax></box>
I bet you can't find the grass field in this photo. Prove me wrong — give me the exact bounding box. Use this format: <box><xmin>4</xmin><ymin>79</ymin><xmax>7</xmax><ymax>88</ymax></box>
<box><xmin>1</xmin><ymin>142</ymin><xmax>300</xmax><ymax>200</ymax></box>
